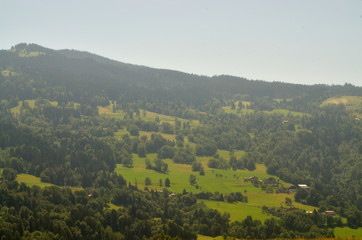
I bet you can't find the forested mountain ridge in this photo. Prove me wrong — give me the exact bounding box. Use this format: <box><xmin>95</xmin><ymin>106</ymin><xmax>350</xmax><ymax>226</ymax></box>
<box><xmin>0</xmin><ymin>43</ymin><xmax>361</xmax><ymax>239</ymax></box>
<box><xmin>1</xmin><ymin>43</ymin><xmax>360</xmax><ymax>112</ymax></box>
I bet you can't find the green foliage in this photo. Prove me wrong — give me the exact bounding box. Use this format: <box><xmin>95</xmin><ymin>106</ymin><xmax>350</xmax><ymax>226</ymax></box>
<box><xmin>128</xmin><ymin>124</ymin><xmax>139</xmax><ymax>136</ymax></box>
<box><xmin>157</xmin><ymin>145</ymin><xmax>176</xmax><ymax>159</ymax></box>
<box><xmin>0</xmin><ymin>44</ymin><xmax>361</xmax><ymax>238</ymax></box>
<box><xmin>165</xmin><ymin>178</ymin><xmax>170</xmax><ymax>187</ymax></box>
<box><xmin>189</xmin><ymin>174</ymin><xmax>197</xmax><ymax>186</ymax></box>
<box><xmin>208</xmin><ymin>156</ymin><xmax>230</xmax><ymax>170</ymax></box>
<box><xmin>2</xmin><ymin>167</ymin><xmax>17</xmax><ymax>181</ymax></box>
<box><xmin>145</xmin><ymin>177</ymin><xmax>152</xmax><ymax>185</ymax></box>
<box><xmin>173</xmin><ymin>146</ymin><xmax>196</xmax><ymax>164</ymax></box>
<box><xmin>145</xmin><ymin>158</ymin><xmax>168</xmax><ymax>174</ymax></box>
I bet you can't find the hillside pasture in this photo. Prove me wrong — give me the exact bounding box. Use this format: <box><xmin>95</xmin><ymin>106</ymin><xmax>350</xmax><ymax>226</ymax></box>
<box><xmin>140</xmin><ymin>109</ymin><xmax>200</xmax><ymax>127</ymax></box>
<box><xmin>262</xmin><ymin>108</ymin><xmax>311</xmax><ymax>117</ymax></box>
<box><xmin>321</xmin><ymin>96</ymin><xmax>362</xmax><ymax>115</ymax></box>
<box><xmin>273</xmin><ymin>98</ymin><xmax>292</xmax><ymax>103</ymax></box>
<box><xmin>10</xmin><ymin>99</ymin><xmax>59</xmax><ymax>115</ymax></box>
<box><xmin>10</xmin><ymin>100</ymin><xmax>36</xmax><ymax>115</ymax></box>
<box><xmin>17</xmin><ymin>49</ymin><xmax>46</xmax><ymax>57</ymax></box>
<box><xmin>334</xmin><ymin>227</ymin><xmax>362</xmax><ymax>238</ymax></box>
<box><xmin>114</xmin><ymin>154</ymin><xmax>315</xmax><ymax>222</ymax></box>
<box><xmin>223</xmin><ymin>105</ymin><xmax>254</xmax><ymax>115</ymax></box>
<box><xmin>98</xmin><ymin>103</ymin><xmax>199</xmax><ymax>126</ymax></box>
<box><xmin>139</xmin><ymin>131</ymin><xmax>176</xmax><ymax>141</ymax></box>
<box><xmin>16</xmin><ymin>174</ymin><xmax>83</xmax><ymax>191</ymax></box>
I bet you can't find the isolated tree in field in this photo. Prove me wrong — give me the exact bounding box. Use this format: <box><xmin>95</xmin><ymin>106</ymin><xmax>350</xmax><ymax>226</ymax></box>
<box><xmin>165</xmin><ymin>178</ymin><xmax>170</xmax><ymax>187</ymax></box>
<box><xmin>285</xmin><ymin>197</ymin><xmax>292</xmax><ymax>206</ymax></box>
<box><xmin>199</xmin><ymin>167</ymin><xmax>205</xmax><ymax>176</ymax></box>
<box><xmin>145</xmin><ymin>177</ymin><xmax>151</xmax><ymax>186</ymax></box>
<box><xmin>137</xmin><ymin>143</ymin><xmax>147</xmax><ymax>157</ymax></box>
<box><xmin>189</xmin><ymin>174</ymin><xmax>197</xmax><ymax>186</ymax></box>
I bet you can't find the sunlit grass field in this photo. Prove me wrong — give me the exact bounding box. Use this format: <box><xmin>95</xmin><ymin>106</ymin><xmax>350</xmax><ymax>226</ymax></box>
<box><xmin>114</xmin><ymin>152</ymin><xmax>316</xmax><ymax>223</ymax></box>
<box><xmin>10</xmin><ymin>99</ymin><xmax>58</xmax><ymax>115</ymax></box>
<box><xmin>17</xmin><ymin>48</ymin><xmax>46</xmax><ymax>57</ymax></box>
<box><xmin>321</xmin><ymin>96</ymin><xmax>362</xmax><ymax>117</ymax></box>
<box><xmin>333</xmin><ymin>227</ymin><xmax>362</xmax><ymax>239</ymax></box>
<box><xmin>99</xmin><ymin>102</ymin><xmax>199</xmax><ymax>126</ymax></box>
<box><xmin>222</xmin><ymin>104</ymin><xmax>310</xmax><ymax>118</ymax></box>
<box><xmin>263</xmin><ymin>108</ymin><xmax>311</xmax><ymax>117</ymax></box>
<box><xmin>321</xmin><ymin>96</ymin><xmax>362</xmax><ymax>107</ymax></box>
<box><xmin>16</xmin><ymin>173</ymin><xmax>83</xmax><ymax>191</ymax></box>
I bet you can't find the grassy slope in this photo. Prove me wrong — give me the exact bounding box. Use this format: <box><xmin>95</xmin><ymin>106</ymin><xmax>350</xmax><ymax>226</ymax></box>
<box><xmin>110</xmin><ymin>106</ymin><xmax>316</xmax><ymax>222</ymax></box>
<box><xmin>10</xmin><ymin>100</ymin><xmax>58</xmax><ymax>115</ymax></box>
<box><xmin>10</xmin><ymin>172</ymin><xmax>362</xmax><ymax>239</ymax></box>
<box><xmin>115</xmin><ymin>153</ymin><xmax>315</xmax><ymax>223</ymax></box>
<box><xmin>262</xmin><ymin>108</ymin><xmax>311</xmax><ymax>117</ymax></box>
<box><xmin>223</xmin><ymin>106</ymin><xmax>310</xmax><ymax>117</ymax></box>
<box><xmin>99</xmin><ymin>103</ymin><xmax>200</xmax><ymax>126</ymax></box>
<box><xmin>333</xmin><ymin>227</ymin><xmax>362</xmax><ymax>238</ymax></box>
<box><xmin>321</xmin><ymin>96</ymin><xmax>362</xmax><ymax>117</ymax></box>
<box><xmin>16</xmin><ymin>174</ymin><xmax>83</xmax><ymax>191</ymax></box>
<box><xmin>321</xmin><ymin>96</ymin><xmax>362</xmax><ymax>108</ymax></box>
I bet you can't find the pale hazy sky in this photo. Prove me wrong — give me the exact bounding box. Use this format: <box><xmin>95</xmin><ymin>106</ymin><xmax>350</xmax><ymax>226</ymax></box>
<box><xmin>1</xmin><ymin>0</ymin><xmax>362</xmax><ymax>86</ymax></box>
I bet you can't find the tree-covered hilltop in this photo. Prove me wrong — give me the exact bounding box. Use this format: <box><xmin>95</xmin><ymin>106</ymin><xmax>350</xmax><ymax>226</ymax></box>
<box><xmin>1</xmin><ymin>43</ymin><xmax>360</xmax><ymax>115</ymax></box>
<box><xmin>0</xmin><ymin>43</ymin><xmax>361</xmax><ymax>239</ymax></box>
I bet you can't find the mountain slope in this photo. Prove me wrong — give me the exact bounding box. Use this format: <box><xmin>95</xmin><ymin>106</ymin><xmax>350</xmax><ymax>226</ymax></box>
<box><xmin>1</xmin><ymin>43</ymin><xmax>360</xmax><ymax>111</ymax></box>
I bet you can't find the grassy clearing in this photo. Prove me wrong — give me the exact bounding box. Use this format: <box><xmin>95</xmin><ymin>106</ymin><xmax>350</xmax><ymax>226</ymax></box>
<box><xmin>334</xmin><ymin>227</ymin><xmax>362</xmax><ymax>238</ymax></box>
<box><xmin>10</xmin><ymin>100</ymin><xmax>35</xmax><ymax>115</ymax></box>
<box><xmin>223</xmin><ymin>106</ymin><xmax>254</xmax><ymax>115</ymax></box>
<box><xmin>321</xmin><ymin>96</ymin><xmax>362</xmax><ymax>114</ymax></box>
<box><xmin>263</xmin><ymin>109</ymin><xmax>311</xmax><ymax>117</ymax></box>
<box><xmin>217</xmin><ymin>150</ymin><xmax>246</xmax><ymax>159</ymax></box>
<box><xmin>201</xmin><ymin>200</ymin><xmax>271</xmax><ymax>222</ymax></box>
<box><xmin>321</xmin><ymin>96</ymin><xmax>362</xmax><ymax>106</ymax></box>
<box><xmin>106</xmin><ymin>203</ymin><xmax>123</xmax><ymax>210</ymax></box>
<box><xmin>140</xmin><ymin>110</ymin><xmax>175</xmax><ymax>123</ymax></box>
<box><xmin>1</xmin><ymin>69</ymin><xmax>20</xmax><ymax>77</ymax></box>
<box><xmin>139</xmin><ymin>131</ymin><xmax>176</xmax><ymax>141</ymax></box>
<box><xmin>10</xmin><ymin>99</ymin><xmax>59</xmax><ymax>115</ymax></box>
<box><xmin>197</xmin><ymin>235</ymin><xmax>224</xmax><ymax>240</ymax></box>
<box><xmin>115</xmin><ymin>154</ymin><xmax>315</xmax><ymax>222</ymax></box>
<box><xmin>98</xmin><ymin>103</ymin><xmax>127</xmax><ymax>119</ymax></box>
<box><xmin>114</xmin><ymin>128</ymin><xmax>130</xmax><ymax>139</ymax></box>
<box><xmin>16</xmin><ymin>174</ymin><xmax>83</xmax><ymax>191</ymax></box>
<box><xmin>139</xmin><ymin>110</ymin><xmax>200</xmax><ymax>127</ymax></box>
<box><xmin>18</xmin><ymin>49</ymin><xmax>45</xmax><ymax>57</ymax></box>
<box><xmin>16</xmin><ymin>174</ymin><xmax>54</xmax><ymax>188</ymax></box>
<box><xmin>98</xmin><ymin>102</ymin><xmax>199</xmax><ymax>126</ymax></box>
<box><xmin>1</xmin><ymin>70</ymin><xmax>10</xmax><ymax>77</ymax></box>
<box><xmin>273</xmin><ymin>98</ymin><xmax>292</xmax><ymax>103</ymax></box>
<box><xmin>114</xmin><ymin>129</ymin><xmax>177</xmax><ymax>142</ymax></box>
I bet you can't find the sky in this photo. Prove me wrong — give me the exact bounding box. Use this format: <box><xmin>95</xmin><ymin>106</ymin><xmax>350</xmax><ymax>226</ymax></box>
<box><xmin>1</xmin><ymin>0</ymin><xmax>362</xmax><ymax>86</ymax></box>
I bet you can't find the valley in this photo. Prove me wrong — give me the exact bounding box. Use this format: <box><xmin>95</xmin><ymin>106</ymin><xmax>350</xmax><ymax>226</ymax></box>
<box><xmin>0</xmin><ymin>44</ymin><xmax>361</xmax><ymax>239</ymax></box>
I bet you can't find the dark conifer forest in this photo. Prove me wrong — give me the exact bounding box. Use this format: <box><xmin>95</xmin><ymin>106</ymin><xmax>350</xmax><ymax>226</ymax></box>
<box><xmin>0</xmin><ymin>43</ymin><xmax>361</xmax><ymax>239</ymax></box>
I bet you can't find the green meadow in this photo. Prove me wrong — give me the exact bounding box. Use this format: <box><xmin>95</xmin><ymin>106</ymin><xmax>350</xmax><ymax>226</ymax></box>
<box><xmin>222</xmin><ymin>103</ymin><xmax>310</xmax><ymax>118</ymax></box>
<box><xmin>273</xmin><ymin>98</ymin><xmax>292</xmax><ymax>103</ymax></box>
<box><xmin>333</xmin><ymin>227</ymin><xmax>362</xmax><ymax>238</ymax></box>
<box><xmin>223</xmin><ymin>101</ymin><xmax>254</xmax><ymax>115</ymax></box>
<box><xmin>321</xmin><ymin>96</ymin><xmax>362</xmax><ymax>107</ymax></box>
<box><xmin>115</xmin><ymin>153</ymin><xmax>315</xmax><ymax>222</ymax></box>
<box><xmin>321</xmin><ymin>96</ymin><xmax>362</xmax><ymax>116</ymax></box>
<box><xmin>99</xmin><ymin>102</ymin><xmax>199</xmax><ymax>126</ymax></box>
<box><xmin>16</xmin><ymin>173</ymin><xmax>83</xmax><ymax>192</ymax></box>
<box><xmin>10</xmin><ymin>99</ymin><xmax>58</xmax><ymax>115</ymax></box>
<box><xmin>17</xmin><ymin>49</ymin><xmax>46</xmax><ymax>57</ymax></box>
<box><xmin>262</xmin><ymin>108</ymin><xmax>311</xmax><ymax>117</ymax></box>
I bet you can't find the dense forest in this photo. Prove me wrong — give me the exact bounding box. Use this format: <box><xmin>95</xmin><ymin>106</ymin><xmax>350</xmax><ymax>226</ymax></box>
<box><xmin>0</xmin><ymin>43</ymin><xmax>361</xmax><ymax>239</ymax></box>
